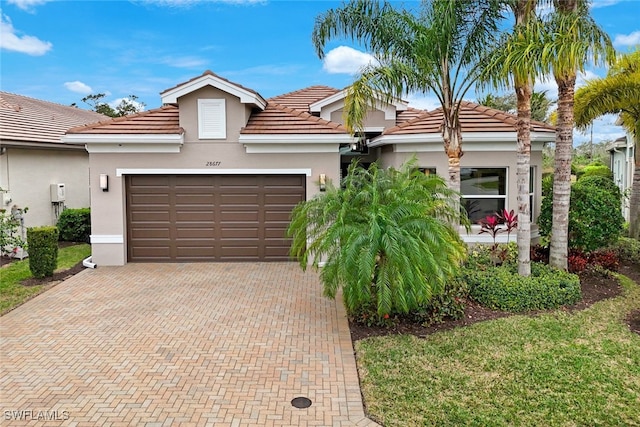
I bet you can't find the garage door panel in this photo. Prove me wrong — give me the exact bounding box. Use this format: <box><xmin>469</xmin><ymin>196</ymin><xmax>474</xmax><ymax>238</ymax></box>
<box><xmin>127</xmin><ymin>174</ymin><xmax>304</xmax><ymax>262</ymax></box>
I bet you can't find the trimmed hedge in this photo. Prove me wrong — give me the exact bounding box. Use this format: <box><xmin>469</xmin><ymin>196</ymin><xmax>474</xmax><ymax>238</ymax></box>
<box><xmin>466</xmin><ymin>263</ymin><xmax>581</xmax><ymax>312</ymax></box>
<box><xmin>27</xmin><ymin>226</ymin><xmax>59</xmax><ymax>278</ymax></box>
<box><xmin>57</xmin><ymin>208</ymin><xmax>90</xmax><ymax>242</ymax></box>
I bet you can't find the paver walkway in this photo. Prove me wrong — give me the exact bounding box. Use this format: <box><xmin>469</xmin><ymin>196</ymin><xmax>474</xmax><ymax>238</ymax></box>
<box><xmin>1</xmin><ymin>263</ymin><xmax>379</xmax><ymax>426</ymax></box>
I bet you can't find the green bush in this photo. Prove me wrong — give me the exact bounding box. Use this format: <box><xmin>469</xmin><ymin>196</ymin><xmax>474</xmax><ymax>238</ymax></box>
<box><xmin>57</xmin><ymin>208</ymin><xmax>90</xmax><ymax>242</ymax></box>
<box><xmin>412</xmin><ymin>277</ymin><xmax>469</xmax><ymax>324</ymax></box>
<box><xmin>27</xmin><ymin>226</ymin><xmax>59</xmax><ymax>278</ymax></box>
<box><xmin>466</xmin><ymin>263</ymin><xmax>581</xmax><ymax>312</ymax></box>
<box><xmin>609</xmin><ymin>237</ymin><xmax>640</xmax><ymax>264</ymax></box>
<box><xmin>578</xmin><ymin>164</ymin><xmax>612</xmax><ymax>180</ymax></box>
<box><xmin>538</xmin><ymin>176</ymin><xmax>623</xmax><ymax>252</ymax></box>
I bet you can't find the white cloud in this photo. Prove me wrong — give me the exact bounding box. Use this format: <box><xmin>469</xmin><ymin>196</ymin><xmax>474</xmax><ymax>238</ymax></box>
<box><xmin>614</xmin><ymin>31</ymin><xmax>640</xmax><ymax>47</ymax></box>
<box><xmin>322</xmin><ymin>46</ymin><xmax>378</xmax><ymax>75</ymax></box>
<box><xmin>574</xmin><ymin>114</ymin><xmax>626</xmax><ymax>145</ymax></box>
<box><xmin>110</xmin><ymin>97</ymin><xmax>146</xmax><ymax>112</ymax></box>
<box><xmin>64</xmin><ymin>81</ymin><xmax>93</xmax><ymax>95</ymax></box>
<box><xmin>590</xmin><ymin>0</ymin><xmax>621</xmax><ymax>9</ymax></box>
<box><xmin>0</xmin><ymin>14</ymin><xmax>52</xmax><ymax>55</ymax></box>
<box><xmin>6</xmin><ymin>0</ymin><xmax>52</xmax><ymax>11</ymax></box>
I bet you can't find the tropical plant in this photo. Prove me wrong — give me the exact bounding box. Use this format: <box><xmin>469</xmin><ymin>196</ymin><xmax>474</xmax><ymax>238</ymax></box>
<box><xmin>74</xmin><ymin>93</ymin><xmax>145</xmax><ymax>117</ymax></box>
<box><xmin>481</xmin><ymin>0</ymin><xmax>543</xmax><ymax>276</ymax></box>
<box><xmin>287</xmin><ymin>160</ymin><xmax>467</xmax><ymax>321</ymax></box>
<box><xmin>312</xmin><ymin>0</ymin><xmax>504</xmax><ymax>193</ymax></box>
<box><xmin>544</xmin><ymin>0</ymin><xmax>615</xmax><ymax>269</ymax></box>
<box><xmin>574</xmin><ymin>49</ymin><xmax>640</xmax><ymax>240</ymax></box>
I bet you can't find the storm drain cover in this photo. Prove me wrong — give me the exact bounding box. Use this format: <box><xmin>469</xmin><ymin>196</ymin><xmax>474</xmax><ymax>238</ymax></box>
<box><xmin>291</xmin><ymin>396</ymin><xmax>312</xmax><ymax>409</ymax></box>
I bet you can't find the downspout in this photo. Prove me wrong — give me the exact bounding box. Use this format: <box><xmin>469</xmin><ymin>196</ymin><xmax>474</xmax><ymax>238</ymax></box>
<box><xmin>82</xmin><ymin>256</ymin><xmax>97</xmax><ymax>269</ymax></box>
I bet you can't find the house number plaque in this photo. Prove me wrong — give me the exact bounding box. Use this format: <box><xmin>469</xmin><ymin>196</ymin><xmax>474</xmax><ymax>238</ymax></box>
<box><xmin>206</xmin><ymin>161</ymin><xmax>222</xmax><ymax>167</ymax></box>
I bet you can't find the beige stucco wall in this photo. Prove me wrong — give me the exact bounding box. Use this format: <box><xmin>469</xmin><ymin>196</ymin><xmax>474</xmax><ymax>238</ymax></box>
<box><xmin>330</xmin><ymin>108</ymin><xmax>395</xmax><ymax>130</ymax></box>
<box><xmin>379</xmin><ymin>145</ymin><xmax>544</xmax><ymax>240</ymax></box>
<box><xmin>0</xmin><ymin>147</ymin><xmax>89</xmax><ymax>229</ymax></box>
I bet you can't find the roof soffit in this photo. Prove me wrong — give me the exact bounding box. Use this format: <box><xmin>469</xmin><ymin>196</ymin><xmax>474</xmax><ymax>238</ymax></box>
<box><xmin>160</xmin><ymin>72</ymin><xmax>267</xmax><ymax>109</ymax></box>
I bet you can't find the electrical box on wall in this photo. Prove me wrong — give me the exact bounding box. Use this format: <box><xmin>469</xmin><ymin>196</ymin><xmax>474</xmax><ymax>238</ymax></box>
<box><xmin>50</xmin><ymin>183</ymin><xmax>66</xmax><ymax>202</ymax></box>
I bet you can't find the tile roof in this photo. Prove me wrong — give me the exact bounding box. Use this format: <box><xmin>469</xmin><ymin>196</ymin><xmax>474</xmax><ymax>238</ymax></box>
<box><xmin>384</xmin><ymin>101</ymin><xmax>556</xmax><ymax>135</ymax></box>
<box><xmin>66</xmin><ymin>105</ymin><xmax>182</xmax><ymax>135</ymax></box>
<box><xmin>268</xmin><ymin>86</ymin><xmax>341</xmax><ymax>112</ymax></box>
<box><xmin>240</xmin><ymin>103</ymin><xmax>349</xmax><ymax>134</ymax></box>
<box><xmin>0</xmin><ymin>92</ymin><xmax>108</xmax><ymax>145</ymax></box>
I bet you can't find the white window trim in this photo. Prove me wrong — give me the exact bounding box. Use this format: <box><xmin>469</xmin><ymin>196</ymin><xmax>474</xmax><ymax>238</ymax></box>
<box><xmin>461</xmin><ymin>167</ymin><xmax>508</xmax><ymax>222</ymax></box>
<box><xmin>198</xmin><ymin>99</ymin><xmax>226</xmax><ymax>139</ymax></box>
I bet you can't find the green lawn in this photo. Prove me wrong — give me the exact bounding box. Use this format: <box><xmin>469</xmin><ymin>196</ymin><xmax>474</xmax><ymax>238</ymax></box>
<box><xmin>356</xmin><ymin>274</ymin><xmax>640</xmax><ymax>427</ymax></box>
<box><xmin>0</xmin><ymin>243</ymin><xmax>91</xmax><ymax>315</ymax></box>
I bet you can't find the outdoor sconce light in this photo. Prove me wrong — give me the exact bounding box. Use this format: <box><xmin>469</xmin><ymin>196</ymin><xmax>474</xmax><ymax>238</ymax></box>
<box><xmin>99</xmin><ymin>174</ymin><xmax>109</xmax><ymax>192</ymax></box>
<box><xmin>319</xmin><ymin>173</ymin><xmax>326</xmax><ymax>192</ymax></box>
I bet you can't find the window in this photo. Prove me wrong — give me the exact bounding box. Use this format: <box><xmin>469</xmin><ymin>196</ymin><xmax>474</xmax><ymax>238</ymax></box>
<box><xmin>198</xmin><ymin>99</ymin><xmax>226</xmax><ymax>139</ymax></box>
<box><xmin>461</xmin><ymin>167</ymin><xmax>507</xmax><ymax>223</ymax></box>
<box><xmin>418</xmin><ymin>167</ymin><xmax>437</xmax><ymax>176</ymax></box>
<box><xmin>529</xmin><ymin>166</ymin><xmax>535</xmax><ymax>221</ymax></box>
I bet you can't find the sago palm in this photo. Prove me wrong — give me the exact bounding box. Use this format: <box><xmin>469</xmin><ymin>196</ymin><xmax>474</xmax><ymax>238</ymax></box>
<box><xmin>312</xmin><ymin>0</ymin><xmax>504</xmax><ymax>192</ymax></box>
<box><xmin>574</xmin><ymin>49</ymin><xmax>640</xmax><ymax>239</ymax></box>
<box><xmin>287</xmin><ymin>160</ymin><xmax>467</xmax><ymax>319</ymax></box>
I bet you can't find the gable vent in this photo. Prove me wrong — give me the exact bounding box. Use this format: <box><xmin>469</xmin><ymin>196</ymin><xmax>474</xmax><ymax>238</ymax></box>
<box><xmin>198</xmin><ymin>99</ymin><xmax>226</xmax><ymax>139</ymax></box>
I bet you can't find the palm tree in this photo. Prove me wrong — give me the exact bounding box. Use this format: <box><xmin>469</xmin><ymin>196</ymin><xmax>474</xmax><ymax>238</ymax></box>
<box><xmin>312</xmin><ymin>0</ymin><xmax>504</xmax><ymax>192</ymax></box>
<box><xmin>287</xmin><ymin>160</ymin><xmax>466</xmax><ymax>320</ymax></box>
<box><xmin>545</xmin><ymin>0</ymin><xmax>615</xmax><ymax>269</ymax></box>
<box><xmin>481</xmin><ymin>0</ymin><xmax>543</xmax><ymax>276</ymax></box>
<box><xmin>574</xmin><ymin>49</ymin><xmax>640</xmax><ymax>239</ymax></box>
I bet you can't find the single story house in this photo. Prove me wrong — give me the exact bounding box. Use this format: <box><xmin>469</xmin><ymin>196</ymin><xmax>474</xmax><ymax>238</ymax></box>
<box><xmin>0</xmin><ymin>92</ymin><xmax>107</xmax><ymax>229</ymax></box>
<box><xmin>63</xmin><ymin>71</ymin><xmax>555</xmax><ymax>266</ymax></box>
<box><xmin>609</xmin><ymin>134</ymin><xmax>636</xmax><ymax>221</ymax></box>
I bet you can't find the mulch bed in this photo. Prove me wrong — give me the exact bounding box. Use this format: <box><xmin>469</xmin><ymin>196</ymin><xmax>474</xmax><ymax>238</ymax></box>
<box><xmin>349</xmin><ymin>261</ymin><xmax>640</xmax><ymax>342</ymax></box>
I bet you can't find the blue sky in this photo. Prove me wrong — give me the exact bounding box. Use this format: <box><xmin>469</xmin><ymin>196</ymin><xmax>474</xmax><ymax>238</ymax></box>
<box><xmin>1</xmin><ymin>0</ymin><xmax>639</xmax><ymax>144</ymax></box>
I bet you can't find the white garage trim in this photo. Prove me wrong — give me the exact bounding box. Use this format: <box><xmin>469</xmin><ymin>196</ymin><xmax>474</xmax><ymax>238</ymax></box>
<box><xmin>116</xmin><ymin>168</ymin><xmax>313</xmax><ymax>177</ymax></box>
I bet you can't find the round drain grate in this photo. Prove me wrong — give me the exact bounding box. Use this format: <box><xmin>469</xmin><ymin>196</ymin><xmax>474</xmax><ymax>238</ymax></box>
<box><xmin>291</xmin><ymin>396</ymin><xmax>312</xmax><ymax>409</ymax></box>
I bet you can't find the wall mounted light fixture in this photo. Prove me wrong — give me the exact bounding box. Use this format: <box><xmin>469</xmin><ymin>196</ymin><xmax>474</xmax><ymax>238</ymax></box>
<box><xmin>319</xmin><ymin>173</ymin><xmax>326</xmax><ymax>192</ymax></box>
<box><xmin>99</xmin><ymin>174</ymin><xmax>109</xmax><ymax>192</ymax></box>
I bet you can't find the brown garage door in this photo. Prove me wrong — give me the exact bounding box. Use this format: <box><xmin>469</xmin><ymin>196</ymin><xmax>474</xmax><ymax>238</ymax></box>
<box><xmin>126</xmin><ymin>175</ymin><xmax>305</xmax><ymax>262</ymax></box>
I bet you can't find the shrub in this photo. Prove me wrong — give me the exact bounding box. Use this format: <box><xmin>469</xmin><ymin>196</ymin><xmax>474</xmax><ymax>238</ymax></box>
<box><xmin>411</xmin><ymin>277</ymin><xmax>469</xmax><ymax>325</ymax></box>
<box><xmin>0</xmin><ymin>207</ymin><xmax>28</xmax><ymax>256</ymax></box>
<box><xmin>27</xmin><ymin>226</ymin><xmax>59</xmax><ymax>278</ymax></box>
<box><xmin>608</xmin><ymin>237</ymin><xmax>640</xmax><ymax>264</ymax></box>
<box><xmin>466</xmin><ymin>263</ymin><xmax>581</xmax><ymax>312</ymax></box>
<box><xmin>538</xmin><ymin>176</ymin><xmax>623</xmax><ymax>252</ymax></box>
<box><xmin>588</xmin><ymin>249</ymin><xmax>619</xmax><ymax>272</ymax></box>
<box><xmin>577</xmin><ymin>163</ymin><xmax>612</xmax><ymax>180</ymax></box>
<box><xmin>57</xmin><ymin>208</ymin><xmax>91</xmax><ymax>242</ymax></box>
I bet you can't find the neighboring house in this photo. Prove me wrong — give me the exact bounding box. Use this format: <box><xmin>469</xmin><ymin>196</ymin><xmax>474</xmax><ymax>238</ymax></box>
<box><xmin>609</xmin><ymin>134</ymin><xmax>636</xmax><ymax>221</ymax></box>
<box><xmin>63</xmin><ymin>71</ymin><xmax>555</xmax><ymax>266</ymax></box>
<box><xmin>0</xmin><ymin>92</ymin><xmax>107</xmax><ymax>230</ymax></box>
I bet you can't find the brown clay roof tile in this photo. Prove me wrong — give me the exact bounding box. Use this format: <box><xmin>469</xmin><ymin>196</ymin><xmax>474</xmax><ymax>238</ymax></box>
<box><xmin>268</xmin><ymin>86</ymin><xmax>341</xmax><ymax>112</ymax></box>
<box><xmin>66</xmin><ymin>105</ymin><xmax>182</xmax><ymax>135</ymax></box>
<box><xmin>241</xmin><ymin>102</ymin><xmax>349</xmax><ymax>134</ymax></box>
<box><xmin>0</xmin><ymin>92</ymin><xmax>108</xmax><ymax>144</ymax></box>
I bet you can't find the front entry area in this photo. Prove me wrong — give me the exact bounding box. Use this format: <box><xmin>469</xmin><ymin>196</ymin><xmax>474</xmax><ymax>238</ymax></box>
<box><xmin>126</xmin><ymin>174</ymin><xmax>305</xmax><ymax>262</ymax></box>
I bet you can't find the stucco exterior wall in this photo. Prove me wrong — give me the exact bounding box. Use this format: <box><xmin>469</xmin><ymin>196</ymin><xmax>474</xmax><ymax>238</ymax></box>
<box><xmin>0</xmin><ymin>147</ymin><xmax>89</xmax><ymax>228</ymax></box>
<box><xmin>379</xmin><ymin>145</ymin><xmax>544</xmax><ymax>241</ymax></box>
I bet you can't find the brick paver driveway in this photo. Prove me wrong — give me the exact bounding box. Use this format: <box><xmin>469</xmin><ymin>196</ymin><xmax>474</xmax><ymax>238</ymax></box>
<box><xmin>1</xmin><ymin>263</ymin><xmax>378</xmax><ymax>426</ymax></box>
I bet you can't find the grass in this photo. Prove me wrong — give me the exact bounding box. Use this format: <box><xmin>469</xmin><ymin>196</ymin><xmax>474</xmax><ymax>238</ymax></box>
<box><xmin>0</xmin><ymin>243</ymin><xmax>91</xmax><ymax>315</ymax></box>
<box><xmin>356</xmin><ymin>274</ymin><xmax>640</xmax><ymax>427</ymax></box>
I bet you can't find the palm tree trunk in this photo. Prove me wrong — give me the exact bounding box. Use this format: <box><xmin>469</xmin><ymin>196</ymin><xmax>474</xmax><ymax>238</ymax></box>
<box><xmin>443</xmin><ymin>124</ymin><xmax>463</xmax><ymax>194</ymax></box>
<box><xmin>515</xmin><ymin>83</ymin><xmax>532</xmax><ymax>276</ymax></box>
<box><xmin>629</xmin><ymin>130</ymin><xmax>640</xmax><ymax>240</ymax></box>
<box><xmin>549</xmin><ymin>75</ymin><xmax>576</xmax><ymax>270</ymax></box>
